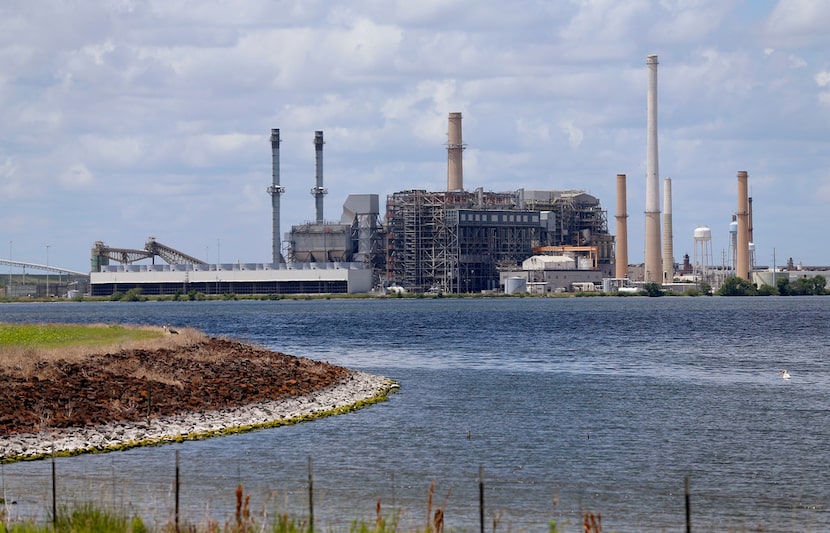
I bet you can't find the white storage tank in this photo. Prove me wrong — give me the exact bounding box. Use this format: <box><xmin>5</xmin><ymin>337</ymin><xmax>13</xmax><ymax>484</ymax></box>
<box><xmin>505</xmin><ymin>276</ymin><xmax>527</xmax><ymax>294</ymax></box>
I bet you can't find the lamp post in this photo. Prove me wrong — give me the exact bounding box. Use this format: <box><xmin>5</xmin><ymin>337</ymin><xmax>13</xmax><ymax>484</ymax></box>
<box><xmin>8</xmin><ymin>240</ymin><xmax>12</xmax><ymax>294</ymax></box>
<box><xmin>46</xmin><ymin>245</ymin><xmax>50</xmax><ymax>298</ymax></box>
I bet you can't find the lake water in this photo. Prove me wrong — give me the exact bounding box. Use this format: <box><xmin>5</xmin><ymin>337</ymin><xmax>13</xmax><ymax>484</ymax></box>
<box><xmin>1</xmin><ymin>296</ymin><xmax>829</xmax><ymax>532</ymax></box>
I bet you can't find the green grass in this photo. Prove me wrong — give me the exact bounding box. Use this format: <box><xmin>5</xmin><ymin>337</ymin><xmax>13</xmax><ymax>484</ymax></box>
<box><xmin>0</xmin><ymin>323</ymin><xmax>162</xmax><ymax>349</ymax></box>
<box><xmin>0</xmin><ymin>500</ymin><xmax>421</xmax><ymax>533</ymax></box>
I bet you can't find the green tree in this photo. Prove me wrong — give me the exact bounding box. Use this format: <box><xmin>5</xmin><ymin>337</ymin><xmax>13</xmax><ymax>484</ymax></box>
<box><xmin>791</xmin><ymin>275</ymin><xmax>827</xmax><ymax>295</ymax></box>
<box><xmin>776</xmin><ymin>276</ymin><xmax>791</xmax><ymax>296</ymax></box>
<box><xmin>717</xmin><ymin>276</ymin><xmax>757</xmax><ymax>296</ymax></box>
<box><xmin>757</xmin><ymin>283</ymin><xmax>779</xmax><ymax>296</ymax></box>
<box><xmin>811</xmin><ymin>274</ymin><xmax>826</xmax><ymax>295</ymax></box>
<box><xmin>121</xmin><ymin>288</ymin><xmax>145</xmax><ymax>301</ymax></box>
<box><xmin>643</xmin><ymin>282</ymin><xmax>663</xmax><ymax>297</ymax></box>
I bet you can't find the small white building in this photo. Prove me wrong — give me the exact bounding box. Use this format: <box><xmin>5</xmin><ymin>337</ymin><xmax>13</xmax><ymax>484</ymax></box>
<box><xmin>501</xmin><ymin>254</ymin><xmax>603</xmax><ymax>294</ymax></box>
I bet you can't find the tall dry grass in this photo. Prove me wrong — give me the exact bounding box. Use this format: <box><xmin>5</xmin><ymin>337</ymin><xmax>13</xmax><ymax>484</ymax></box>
<box><xmin>0</xmin><ymin>324</ymin><xmax>207</xmax><ymax>379</ymax></box>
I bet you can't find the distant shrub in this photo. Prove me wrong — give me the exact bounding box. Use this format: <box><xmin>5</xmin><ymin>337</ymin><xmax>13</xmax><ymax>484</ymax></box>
<box><xmin>643</xmin><ymin>282</ymin><xmax>664</xmax><ymax>297</ymax></box>
<box><xmin>757</xmin><ymin>283</ymin><xmax>779</xmax><ymax>296</ymax></box>
<box><xmin>121</xmin><ymin>288</ymin><xmax>146</xmax><ymax>302</ymax></box>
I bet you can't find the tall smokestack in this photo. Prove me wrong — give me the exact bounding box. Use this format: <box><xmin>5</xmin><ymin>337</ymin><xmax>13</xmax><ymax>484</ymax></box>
<box><xmin>312</xmin><ymin>131</ymin><xmax>327</xmax><ymax>224</ymax></box>
<box><xmin>662</xmin><ymin>177</ymin><xmax>673</xmax><ymax>282</ymax></box>
<box><xmin>748</xmin><ymin>196</ymin><xmax>755</xmax><ymax>271</ymax></box>
<box><xmin>737</xmin><ymin>171</ymin><xmax>750</xmax><ymax>280</ymax></box>
<box><xmin>267</xmin><ymin>128</ymin><xmax>286</xmax><ymax>264</ymax></box>
<box><xmin>615</xmin><ymin>173</ymin><xmax>629</xmax><ymax>279</ymax></box>
<box><xmin>447</xmin><ymin>112</ymin><xmax>465</xmax><ymax>191</ymax></box>
<box><xmin>644</xmin><ymin>54</ymin><xmax>662</xmax><ymax>283</ymax></box>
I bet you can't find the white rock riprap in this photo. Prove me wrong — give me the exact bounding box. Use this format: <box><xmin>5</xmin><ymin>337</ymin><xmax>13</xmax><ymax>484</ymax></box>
<box><xmin>1</xmin><ymin>371</ymin><xmax>397</xmax><ymax>462</ymax></box>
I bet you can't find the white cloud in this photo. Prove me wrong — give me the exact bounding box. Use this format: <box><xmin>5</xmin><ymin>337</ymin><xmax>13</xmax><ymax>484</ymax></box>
<box><xmin>764</xmin><ymin>0</ymin><xmax>830</xmax><ymax>47</ymax></box>
<box><xmin>2</xmin><ymin>1</ymin><xmax>830</xmax><ymax>269</ymax></box>
<box><xmin>81</xmin><ymin>40</ymin><xmax>115</xmax><ymax>65</ymax></box>
<box><xmin>78</xmin><ymin>135</ymin><xmax>145</xmax><ymax>167</ymax></box>
<box><xmin>787</xmin><ymin>54</ymin><xmax>807</xmax><ymax>68</ymax></box>
<box><xmin>59</xmin><ymin>163</ymin><xmax>94</xmax><ymax>189</ymax></box>
<box><xmin>558</xmin><ymin>120</ymin><xmax>584</xmax><ymax>149</ymax></box>
<box><xmin>0</xmin><ymin>157</ymin><xmax>24</xmax><ymax>199</ymax></box>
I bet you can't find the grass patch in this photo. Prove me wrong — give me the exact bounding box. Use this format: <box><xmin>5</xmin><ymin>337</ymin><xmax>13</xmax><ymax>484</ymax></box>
<box><xmin>0</xmin><ymin>323</ymin><xmax>162</xmax><ymax>349</ymax></box>
<box><xmin>0</xmin><ymin>323</ymin><xmax>205</xmax><ymax>378</ymax></box>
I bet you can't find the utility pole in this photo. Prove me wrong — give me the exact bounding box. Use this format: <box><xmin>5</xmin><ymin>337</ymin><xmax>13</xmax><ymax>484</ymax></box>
<box><xmin>772</xmin><ymin>248</ymin><xmax>776</xmax><ymax>288</ymax></box>
<box><xmin>46</xmin><ymin>245</ymin><xmax>50</xmax><ymax>298</ymax></box>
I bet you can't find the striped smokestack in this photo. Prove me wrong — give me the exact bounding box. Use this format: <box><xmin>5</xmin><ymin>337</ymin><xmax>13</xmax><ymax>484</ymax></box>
<box><xmin>447</xmin><ymin>112</ymin><xmax>465</xmax><ymax>191</ymax></box>
<box><xmin>644</xmin><ymin>54</ymin><xmax>662</xmax><ymax>283</ymax></box>
<box><xmin>615</xmin><ymin>173</ymin><xmax>629</xmax><ymax>279</ymax></box>
<box><xmin>662</xmin><ymin>177</ymin><xmax>673</xmax><ymax>282</ymax></box>
<box><xmin>736</xmin><ymin>170</ymin><xmax>750</xmax><ymax>280</ymax></box>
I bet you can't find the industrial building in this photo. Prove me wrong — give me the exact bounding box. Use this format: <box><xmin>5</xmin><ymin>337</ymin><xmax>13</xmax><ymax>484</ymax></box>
<box><xmin>89</xmin><ymin>113</ymin><xmax>614</xmax><ymax>296</ymax></box>
<box><xmin>89</xmin><ymin>237</ymin><xmax>372</xmax><ymax>296</ymax></box>
<box><xmin>384</xmin><ymin>112</ymin><xmax>613</xmax><ymax>293</ymax></box>
<box><xmin>89</xmin><ymin>129</ymin><xmax>379</xmax><ymax>297</ymax></box>
<box><xmin>385</xmin><ymin>188</ymin><xmax>613</xmax><ymax>293</ymax></box>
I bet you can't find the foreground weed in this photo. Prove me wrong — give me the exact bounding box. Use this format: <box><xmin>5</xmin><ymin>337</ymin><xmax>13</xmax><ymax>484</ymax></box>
<box><xmin>54</xmin><ymin>503</ymin><xmax>129</xmax><ymax>533</ymax></box>
<box><xmin>349</xmin><ymin>498</ymin><xmax>401</xmax><ymax>533</ymax></box>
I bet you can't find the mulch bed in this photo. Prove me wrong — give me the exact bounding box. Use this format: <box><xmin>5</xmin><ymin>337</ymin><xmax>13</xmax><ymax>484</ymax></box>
<box><xmin>0</xmin><ymin>338</ymin><xmax>349</xmax><ymax>436</ymax></box>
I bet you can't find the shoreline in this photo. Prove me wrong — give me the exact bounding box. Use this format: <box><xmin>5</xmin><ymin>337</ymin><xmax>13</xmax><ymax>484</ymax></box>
<box><xmin>1</xmin><ymin>371</ymin><xmax>398</xmax><ymax>463</ymax></box>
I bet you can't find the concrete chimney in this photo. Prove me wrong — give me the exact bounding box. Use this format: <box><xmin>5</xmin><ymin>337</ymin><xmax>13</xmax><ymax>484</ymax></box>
<box><xmin>748</xmin><ymin>196</ymin><xmax>755</xmax><ymax>271</ymax></box>
<box><xmin>267</xmin><ymin>128</ymin><xmax>286</xmax><ymax>264</ymax></box>
<box><xmin>644</xmin><ymin>54</ymin><xmax>662</xmax><ymax>283</ymax></box>
<box><xmin>662</xmin><ymin>177</ymin><xmax>674</xmax><ymax>283</ymax></box>
<box><xmin>736</xmin><ymin>170</ymin><xmax>750</xmax><ymax>280</ymax></box>
<box><xmin>312</xmin><ymin>131</ymin><xmax>327</xmax><ymax>224</ymax></box>
<box><xmin>615</xmin><ymin>173</ymin><xmax>629</xmax><ymax>279</ymax></box>
<box><xmin>447</xmin><ymin>112</ymin><xmax>465</xmax><ymax>191</ymax></box>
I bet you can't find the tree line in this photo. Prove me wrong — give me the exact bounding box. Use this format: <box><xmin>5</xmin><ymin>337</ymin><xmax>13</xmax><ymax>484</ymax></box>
<box><xmin>717</xmin><ymin>274</ymin><xmax>826</xmax><ymax>296</ymax></box>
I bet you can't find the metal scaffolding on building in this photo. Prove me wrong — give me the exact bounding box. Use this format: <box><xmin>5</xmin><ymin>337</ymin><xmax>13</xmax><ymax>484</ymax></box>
<box><xmin>386</xmin><ymin>188</ymin><xmax>613</xmax><ymax>293</ymax></box>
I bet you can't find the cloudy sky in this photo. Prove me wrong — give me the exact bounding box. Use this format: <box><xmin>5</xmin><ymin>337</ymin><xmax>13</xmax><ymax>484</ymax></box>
<box><xmin>2</xmin><ymin>0</ymin><xmax>830</xmax><ymax>273</ymax></box>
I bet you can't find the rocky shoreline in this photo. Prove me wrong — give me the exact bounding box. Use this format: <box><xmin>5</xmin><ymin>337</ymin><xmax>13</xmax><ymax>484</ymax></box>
<box><xmin>0</xmin><ymin>336</ymin><xmax>397</xmax><ymax>462</ymax></box>
<box><xmin>1</xmin><ymin>371</ymin><xmax>396</xmax><ymax>462</ymax></box>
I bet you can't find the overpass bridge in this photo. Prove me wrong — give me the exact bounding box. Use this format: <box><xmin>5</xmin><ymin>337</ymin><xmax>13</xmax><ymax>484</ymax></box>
<box><xmin>0</xmin><ymin>259</ymin><xmax>88</xmax><ymax>277</ymax></box>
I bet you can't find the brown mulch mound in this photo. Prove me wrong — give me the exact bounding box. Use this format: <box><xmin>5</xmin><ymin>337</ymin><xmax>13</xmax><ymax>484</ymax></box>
<box><xmin>0</xmin><ymin>338</ymin><xmax>349</xmax><ymax>436</ymax></box>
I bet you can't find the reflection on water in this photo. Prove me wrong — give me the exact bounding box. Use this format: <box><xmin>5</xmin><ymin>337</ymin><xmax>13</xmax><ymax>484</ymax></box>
<box><xmin>1</xmin><ymin>297</ymin><xmax>829</xmax><ymax>531</ymax></box>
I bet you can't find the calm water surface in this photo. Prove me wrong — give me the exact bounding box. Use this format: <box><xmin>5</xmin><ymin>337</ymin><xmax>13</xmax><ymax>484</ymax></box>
<box><xmin>1</xmin><ymin>297</ymin><xmax>828</xmax><ymax>532</ymax></box>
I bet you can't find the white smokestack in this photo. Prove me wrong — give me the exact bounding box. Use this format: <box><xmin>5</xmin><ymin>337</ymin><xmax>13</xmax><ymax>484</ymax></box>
<box><xmin>644</xmin><ymin>54</ymin><xmax>662</xmax><ymax>283</ymax></box>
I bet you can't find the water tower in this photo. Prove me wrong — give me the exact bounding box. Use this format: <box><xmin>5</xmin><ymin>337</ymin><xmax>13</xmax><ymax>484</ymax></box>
<box><xmin>693</xmin><ymin>225</ymin><xmax>713</xmax><ymax>283</ymax></box>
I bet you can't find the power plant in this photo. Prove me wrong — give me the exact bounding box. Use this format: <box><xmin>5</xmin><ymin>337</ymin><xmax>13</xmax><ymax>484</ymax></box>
<box><xmin>80</xmin><ymin>54</ymin><xmax>784</xmax><ymax>297</ymax></box>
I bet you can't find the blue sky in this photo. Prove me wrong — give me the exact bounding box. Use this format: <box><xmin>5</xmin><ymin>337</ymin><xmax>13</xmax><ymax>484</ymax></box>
<box><xmin>2</xmin><ymin>0</ymin><xmax>830</xmax><ymax>273</ymax></box>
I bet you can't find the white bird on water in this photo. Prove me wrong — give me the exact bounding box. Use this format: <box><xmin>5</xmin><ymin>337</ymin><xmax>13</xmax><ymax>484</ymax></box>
<box><xmin>780</xmin><ymin>369</ymin><xmax>791</xmax><ymax>380</ymax></box>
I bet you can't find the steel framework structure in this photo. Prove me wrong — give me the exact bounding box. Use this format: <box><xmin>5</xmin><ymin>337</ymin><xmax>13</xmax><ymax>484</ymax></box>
<box><xmin>386</xmin><ymin>189</ymin><xmax>613</xmax><ymax>293</ymax></box>
<box><xmin>91</xmin><ymin>237</ymin><xmax>206</xmax><ymax>272</ymax></box>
